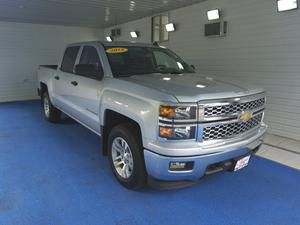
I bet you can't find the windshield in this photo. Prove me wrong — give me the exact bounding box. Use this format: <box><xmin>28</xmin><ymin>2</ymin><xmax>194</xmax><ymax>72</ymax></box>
<box><xmin>105</xmin><ymin>46</ymin><xmax>195</xmax><ymax>77</ymax></box>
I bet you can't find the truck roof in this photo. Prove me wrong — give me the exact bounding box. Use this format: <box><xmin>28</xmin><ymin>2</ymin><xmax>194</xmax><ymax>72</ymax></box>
<box><xmin>68</xmin><ymin>41</ymin><xmax>157</xmax><ymax>48</ymax></box>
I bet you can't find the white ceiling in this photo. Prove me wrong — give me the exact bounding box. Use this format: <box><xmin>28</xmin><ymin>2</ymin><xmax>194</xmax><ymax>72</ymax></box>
<box><xmin>0</xmin><ymin>0</ymin><xmax>206</xmax><ymax>28</ymax></box>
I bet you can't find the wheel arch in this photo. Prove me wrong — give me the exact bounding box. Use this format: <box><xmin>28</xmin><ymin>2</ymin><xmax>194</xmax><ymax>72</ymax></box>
<box><xmin>99</xmin><ymin>90</ymin><xmax>159</xmax><ymax>156</ymax></box>
<box><xmin>101</xmin><ymin>109</ymin><xmax>142</xmax><ymax>156</ymax></box>
<box><xmin>40</xmin><ymin>82</ymin><xmax>48</xmax><ymax>94</ymax></box>
<box><xmin>39</xmin><ymin>82</ymin><xmax>48</xmax><ymax>106</ymax></box>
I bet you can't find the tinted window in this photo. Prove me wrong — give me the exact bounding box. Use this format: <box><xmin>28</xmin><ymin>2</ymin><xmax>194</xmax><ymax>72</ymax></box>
<box><xmin>79</xmin><ymin>46</ymin><xmax>102</xmax><ymax>71</ymax></box>
<box><xmin>61</xmin><ymin>46</ymin><xmax>80</xmax><ymax>73</ymax></box>
<box><xmin>107</xmin><ymin>47</ymin><xmax>155</xmax><ymax>73</ymax></box>
<box><xmin>105</xmin><ymin>46</ymin><xmax>194</xmax><ymax>77</ymax></box>
<box><xmin>77</xmin><ymin>46</ymin><xmax>103</xmax><ymax>79</ymax></box>
<box><xmin>153</xmin><ymin>51</ymin><xmax>179</xmax><ymax>69</ymax></box>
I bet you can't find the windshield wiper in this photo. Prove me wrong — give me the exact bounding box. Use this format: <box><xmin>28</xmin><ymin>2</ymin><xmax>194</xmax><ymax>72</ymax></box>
<box><xmin>116</xmin><ymin>70</ymin><xmax>183</xmax><ymax>77</ymax></box>
<box><xmin>116</xmin><ymin>71</ymin><xmax>159</xmax><ymax>77</ymax></box>
<box><xmin>157</xmin><ymin>69</ymin><xmax>183</xmax><ymax>74</ymax></box>
<box><xmin>169</xmin><ymin>71</ymin><xmax>182</xmax><ymax>74</ymax></box>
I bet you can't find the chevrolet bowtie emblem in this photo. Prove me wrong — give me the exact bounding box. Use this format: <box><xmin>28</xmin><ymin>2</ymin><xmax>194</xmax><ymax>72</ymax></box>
<box><xmin>239</xmin><ymin>112</ymin><xmax>252</xmax><ymax>122</ymax></box>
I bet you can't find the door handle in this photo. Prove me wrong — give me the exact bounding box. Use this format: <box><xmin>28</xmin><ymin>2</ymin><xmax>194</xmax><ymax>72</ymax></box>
<box><xmin>71</xmin><ymin>81</ymin><xmax>78</xmax><ymax>86</ymax></box>
<box><xmin>54</xmin><ymin>76</ymin><xmax>60</xmax><ymax>80</ymax></box>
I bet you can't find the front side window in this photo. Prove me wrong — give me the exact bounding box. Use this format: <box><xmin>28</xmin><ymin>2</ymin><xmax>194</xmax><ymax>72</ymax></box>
<box><xmin>79</xmin><ymin>46</ymin><xmax>102</xmax><ymax>71</ymax></box>
<box><xmin>76</xmin><ymin>46</ymin><xmax>103</xmax><ymax>79</ymax></box>
<box><xmin>105</xmin><ymin>46</ymin><xmax>195</xmax><ymax>77</ymax></box>
<box><xmin>61</xmin><ymin>46</ymin><xmax>80</xmax><ymax>73</ymax></box>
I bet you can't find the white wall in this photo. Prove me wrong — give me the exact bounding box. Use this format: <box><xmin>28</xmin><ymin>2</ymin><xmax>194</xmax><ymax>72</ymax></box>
<box><xmin>106</xmin><ymin>17</ymin><xmax>152</xmax><ymax>43</ymax></box>
<box><xmin>0</xmin><ymin>21</ymin><xmax>103</xmax><ymax>102</ymax></box>
<box><xmin>104</xmin><ymin>0</ymin><xmax>300</xmax><ymax>140</ymax></box>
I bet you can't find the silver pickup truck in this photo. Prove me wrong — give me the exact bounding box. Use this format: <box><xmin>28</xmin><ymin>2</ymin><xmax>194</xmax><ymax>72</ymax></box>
<box><xmin>37</xmin><ymin>41</ymin><xmax>267</xmax><ymax>189</ymax></box>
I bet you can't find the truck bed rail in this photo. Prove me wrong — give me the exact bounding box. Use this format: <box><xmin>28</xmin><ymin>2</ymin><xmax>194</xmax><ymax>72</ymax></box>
<box><xmin>40</xmin><ymin>65</ymin><xmax>58</xmax><ymax>70</ymax></box>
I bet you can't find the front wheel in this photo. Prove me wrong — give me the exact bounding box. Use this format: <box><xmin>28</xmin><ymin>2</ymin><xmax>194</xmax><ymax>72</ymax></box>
<box><xmin>108</xmin><ymin>123</ymin><xmax>147</xmax><ymax>189</ymax></box>
<box><xmin>42</xmin><ymin>91</ymin><xmax>61</xmax><ymax>123</ymax></box>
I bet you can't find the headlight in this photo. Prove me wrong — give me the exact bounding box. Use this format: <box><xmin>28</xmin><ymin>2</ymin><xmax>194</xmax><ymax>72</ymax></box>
<box><xmin>159</xmin><ymin>105</ymin><xmax>197</xmax><ymax>120</ymax></box>
<box><xmin>159</xmin><ymin>126</ymin><xmax>196</xmax><ymax>140</ymax></box>
<box><xmin>159</xmin><ymin>104</ymin><xmax>197</xmax><ymax>140</ymax></box>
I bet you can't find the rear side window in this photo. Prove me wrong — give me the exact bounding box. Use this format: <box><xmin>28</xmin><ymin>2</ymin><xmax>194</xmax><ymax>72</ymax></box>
<box><xmin>61</xmin><ymin>46</ymin><xmax>80</xmax><ymax>73</ymax></box>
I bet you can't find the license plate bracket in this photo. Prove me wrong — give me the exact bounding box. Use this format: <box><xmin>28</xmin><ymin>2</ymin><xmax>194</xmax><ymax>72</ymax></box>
<box><xmin>232</xmin><ymin>154</ymin><xmax>251</xmax><ymax>172</ymax></box>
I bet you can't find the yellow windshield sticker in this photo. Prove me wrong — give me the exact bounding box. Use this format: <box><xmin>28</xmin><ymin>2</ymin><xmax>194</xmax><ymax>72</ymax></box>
<box><xmin>106</xmin><ymin>48</ymin><xmax>128</xmax><ymax>53</ymax></box>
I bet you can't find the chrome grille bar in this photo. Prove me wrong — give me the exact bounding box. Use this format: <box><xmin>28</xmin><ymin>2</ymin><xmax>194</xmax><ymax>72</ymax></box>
<box><xmin>198</xmin><ymin>93</ymin><xmax>266</xmax><ymax>142</ymax></box>
<box><xmin>203</xmin><ymin>113</ymin><xmax>263</xmax><ymax>141</ymax></box>
<box><xmin>204</xmin><ymin>98</ymin><xmax>265</xmax><ymax>117</ymax></box>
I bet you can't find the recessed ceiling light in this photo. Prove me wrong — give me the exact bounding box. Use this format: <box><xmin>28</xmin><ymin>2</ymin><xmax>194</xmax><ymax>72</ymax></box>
<box><xmin>106</xmin><ymin>36</ymin><xmax>113</xmax><ymax>42</ymax></box>
<box><xmin>165</xmin><ymin>23</ymin><xmax>175</xmax><ymax>32</ymax></box>
<box><xmin>129</xmin><ymin>1</ymin><xmax>135</xmax><ymax>11</ymax></box>
<box><xmin>277</xmin><ymin>0</ymin><xmax>298</xmax><ymax>12</ymax></box>
<box><xmin>207</xmin><ymin>9</ymin><xmax>220</xmax><ymax>20</ymax></box>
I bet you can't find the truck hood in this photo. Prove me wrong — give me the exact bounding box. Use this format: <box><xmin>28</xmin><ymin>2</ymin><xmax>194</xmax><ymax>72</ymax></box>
<box><xmin>121</xmin><ymin>73</ymin><xmax>264</xmax><ymax>102</ymax></box>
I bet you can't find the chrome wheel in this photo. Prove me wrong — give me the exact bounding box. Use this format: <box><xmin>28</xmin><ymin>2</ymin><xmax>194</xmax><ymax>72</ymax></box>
<box><xmin>43</xmin><ymin>95</ymin><xmax>50</xmax><ymax>118</ymax></box>
<box><xmin>111</xmin><ymin>137</ymin><xmax>134</xmax><ymax>179</ymax></box>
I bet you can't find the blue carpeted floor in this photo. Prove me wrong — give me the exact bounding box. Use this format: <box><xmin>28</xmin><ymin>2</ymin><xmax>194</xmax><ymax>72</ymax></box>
<box><xmin>0</xmin><ymin>100</ymin><xmax>299</xmax><ymax>225</ymax></box>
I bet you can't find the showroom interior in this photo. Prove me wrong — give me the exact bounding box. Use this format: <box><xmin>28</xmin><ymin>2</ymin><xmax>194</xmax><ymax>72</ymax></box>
<box><xmin>0</xmin><ymin>0</ymin><xmax>299</xmax><ymax>224</ymax></box>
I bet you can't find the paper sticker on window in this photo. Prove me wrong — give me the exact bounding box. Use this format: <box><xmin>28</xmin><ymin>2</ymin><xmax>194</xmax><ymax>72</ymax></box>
<box><xmin>106</xmin><ymin>48</ymin><xmax>128</xmax><ymax>53</ymax></box>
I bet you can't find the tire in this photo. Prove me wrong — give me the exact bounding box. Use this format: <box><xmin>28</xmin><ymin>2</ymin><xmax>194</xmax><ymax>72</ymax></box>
<box><xmin>42</xmin><ymin>91</ymin><xmax>61</xmax><ymax>123</ymax></box>
<box><xmin>108</xmin><ymin>123</ymin><xmax>147</xmax><ymax>189</ymax></box>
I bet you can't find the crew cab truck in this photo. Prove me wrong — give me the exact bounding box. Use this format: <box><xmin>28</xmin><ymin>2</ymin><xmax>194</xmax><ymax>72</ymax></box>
<box><xmin>37</xmin><ymin>41</ymin><xmax>267</xmax><ymax>189</ymax></box>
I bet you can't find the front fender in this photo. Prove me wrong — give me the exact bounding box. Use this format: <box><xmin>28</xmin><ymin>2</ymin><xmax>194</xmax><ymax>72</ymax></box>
<box><xmin>100</xmin><ymin>90</ymin><xmax>159</xmax><ymax>146</ymax></box>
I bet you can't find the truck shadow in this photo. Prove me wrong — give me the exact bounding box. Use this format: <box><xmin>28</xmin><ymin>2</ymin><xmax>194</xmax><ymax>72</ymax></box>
<box><xmin>59</xmin><ymin>114</ymin><xmax>77</xmax><ymax>125</ymax></box>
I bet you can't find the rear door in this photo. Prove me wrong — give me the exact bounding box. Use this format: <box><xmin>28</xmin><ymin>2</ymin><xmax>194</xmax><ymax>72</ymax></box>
<box><xmin>53</xmin><ymin>46</ymin><xmax>80</xmax><ymax>113</ymax></box>
<box><xmin>66</xmin><ymin>45</ymin><xmax>104</xmax><ymax>133</ymax></box>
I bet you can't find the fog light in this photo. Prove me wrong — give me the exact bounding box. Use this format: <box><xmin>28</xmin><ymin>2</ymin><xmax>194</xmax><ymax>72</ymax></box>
<box><xmin>169</xmin><ymin>161</ymin><xmax>194</xmax><ymax>171</ymax></box>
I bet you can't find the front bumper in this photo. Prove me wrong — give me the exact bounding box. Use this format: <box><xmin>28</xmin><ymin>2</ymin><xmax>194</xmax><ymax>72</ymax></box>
<box><xmin>144</xmin><ymin>127</ymin><xmax>265</xmax><ymax>181</ymax></box>
<box><xmin>144</xmin><ymin>147</ymin><xmax>256</xmax><ymax>181</ymax></box>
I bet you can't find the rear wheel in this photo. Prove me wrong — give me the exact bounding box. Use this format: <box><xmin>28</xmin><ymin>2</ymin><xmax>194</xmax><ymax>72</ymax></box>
<box><xmin>42</xmin><ymin>91</ymin><xmax>61</xmax><ymax>123</ymax></box>
<box><xmin>108</xmin><ymin>123</ymin><xmax>147</xmax><ymax>189</ymax></box>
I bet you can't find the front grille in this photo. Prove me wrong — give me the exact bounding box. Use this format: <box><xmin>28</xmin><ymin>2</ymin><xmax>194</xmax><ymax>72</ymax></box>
<box><xmin>204</xmin><ymin>98</ymin><xmax>265</xmax><ymax>117</ymax></box>
<box><xmin>203</xmin><ymin>113</ymin><xmax>263</xmax><ymax>141</ymax></box>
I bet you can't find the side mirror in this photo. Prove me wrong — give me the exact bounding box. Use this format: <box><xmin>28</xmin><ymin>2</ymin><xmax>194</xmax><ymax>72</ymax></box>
<box><xmin>75</xmin><ymin>64</ymin><xmax>104</xmax><ymax>80</ymax></box>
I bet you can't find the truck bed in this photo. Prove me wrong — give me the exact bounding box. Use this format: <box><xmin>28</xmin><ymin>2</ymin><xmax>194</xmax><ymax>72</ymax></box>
<box><xmin>38</xmin><ymin>65</ymin><xmax>59</xmax><ymax>88</ymax></box>
<box><xmin>40</xmin><ymin>65</ymin><xmax>58</xmax><ymax>70</ymax></box>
